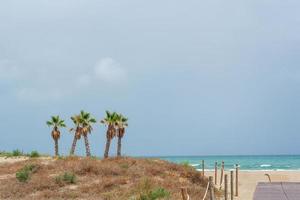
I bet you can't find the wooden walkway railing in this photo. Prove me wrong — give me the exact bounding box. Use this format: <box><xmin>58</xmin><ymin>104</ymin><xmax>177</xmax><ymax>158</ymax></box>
<box><xmin>181</xmin><ymin>160</ymin><xmax>239</xmax><ymax>200</ymax></box>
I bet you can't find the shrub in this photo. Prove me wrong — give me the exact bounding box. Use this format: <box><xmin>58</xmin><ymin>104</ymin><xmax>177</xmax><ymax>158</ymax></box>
<box><xmin>16</xmin><ymin>169</ymin><xmax>29</xmax><ymax>182</ymax></box>
<box><xmin>63</xmin><ymin>172</ymin><xmax>76</xmax><ymax>184</ymax></box>
<box><xmin>12</xmin><ymin>149</ymin><xmax>23</xmax><ymax>157</ymax></box>
<box><xmin>120</xmin><ymin>163</ymin><xmax>129</xmax><ymax>169</ymax></box>
<box><xmin>0</xmin><ymin>151</ymin><xmax>12</xmax><ymax>157</ymax></box>
<box><xmin>16</xmin><ymin>164</ymin><xmax>38</xmax><ymax>182</ymax></box>
<box><xmin>30</xmin><ymin>151</ymin><xmax>40</xmax><ymax>158</ymax></box>
<box><xmin>181</xmin><ymin>161</ymin><xmax>190</xmax><ymax>168</ymax></box>
<box><xmin>149</xmin><ymin>188</ymin><xmax>170</xmax><ymax>199</ymax></box>
<box><xmin>139</xmin><ymin>187</ymin><xmax>170</xmax><ymax>200</ymax></box>
<box><xmin>57</xmin><ymin>156</ymin><xmax>64</xmax><ymax>160</ymax></box>
<box><xmin>90</xmin><ymin>156</ymin><xmax>99</xmax><ymax>160</ymax></box>
<box><xmin>55</xmin><ymin>172</ymin><xmax>76</xmax><ymax>185</ymax></box>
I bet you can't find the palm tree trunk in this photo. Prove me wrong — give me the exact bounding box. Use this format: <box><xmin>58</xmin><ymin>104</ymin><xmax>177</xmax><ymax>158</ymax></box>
<box><xmin>70</xmin><ymin>135</ymin><xmax>77</xmax><ymax>155</ymax></box>
<box><xmin>54</xmin><ymin>139</ymin><xmax>59</xmax><ymax>156</ymax></box>
<box><xmin>83</xmin><ymin>134</ymin><xmax>91</xmax><ymax>157</ymax></box>
<box><xmin>117</xmin><ymin>136</ymin><xmax>122</xmax><ymax>157</ymax></box>
<box><xmin>104</xmin><ymin>138</ymin><xmax>111</xmax><ymax>158</ymax></box>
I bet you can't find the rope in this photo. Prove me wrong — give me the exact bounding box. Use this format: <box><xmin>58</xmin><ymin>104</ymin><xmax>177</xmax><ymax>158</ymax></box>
<box><xmin>202</xmin><ymin>182</ymin><xmax>210</xmax><ymax>200</ymax></box>
<box><xmin>181</xmin><ymin>187</ymin><xmax>190</xmax><ymax>200</ymax></box>
<box><xmin>264</xmin><ymin>174</ymin><xmax>272</xmax><ymax>182</ymax></box>
<box><xmin>181</xmin><ymin>181</ymin><xmax>210</xmax><ymax>200</ymax></box>
<box><xmin>281</xmin><ymin>182</ymin><xmax>290</xmax><ymax>200</ymax></box>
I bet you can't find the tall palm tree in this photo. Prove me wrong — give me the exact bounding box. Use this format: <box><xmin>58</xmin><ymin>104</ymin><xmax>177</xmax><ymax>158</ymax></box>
<box><xmin>46</xmin><ymin>116</ymin><xmax>66</xmax><ymax>156</ymax></box>
<box><xmin>101</xmin><ymin>111</ymin><xmax>118</xmax><ymax>158</ymax></box>
<box><xmin>79</xmin><ymin>110</ymin><xmax>96</xmax><ymax>157</ymax></box>
<box><xmin>116</xmin><ymin>113</ymin><xmax>128</xmax><ymax>157</ymax></box>
<box><xmin>69</xmin><ymin>115</ymin><xmax>82</xmax><ymax>155</ymax></box>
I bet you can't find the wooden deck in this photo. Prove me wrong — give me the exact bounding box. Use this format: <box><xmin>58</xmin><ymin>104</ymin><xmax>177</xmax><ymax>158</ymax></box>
<box><xmin>253</xmin><ymin>182</ymin><xmax>300</xmax><ymax>200</ymax></box>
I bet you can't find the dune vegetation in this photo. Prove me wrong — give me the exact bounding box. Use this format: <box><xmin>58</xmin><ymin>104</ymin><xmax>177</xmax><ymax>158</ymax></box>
<box><xmin>0</xmin><ymin>156</ymin><xmax>216</xmax><ymax>200</ymax></box>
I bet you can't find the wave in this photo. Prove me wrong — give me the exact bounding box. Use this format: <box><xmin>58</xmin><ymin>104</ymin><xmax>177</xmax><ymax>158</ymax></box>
<box><xmin>260</xmin><ymin>164</ymin><xmax>272</xmax><ymax>167</ymax></box>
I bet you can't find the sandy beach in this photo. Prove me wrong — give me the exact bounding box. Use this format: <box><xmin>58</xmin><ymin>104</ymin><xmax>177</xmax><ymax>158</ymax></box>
<box><xmin>207</xmin><ymin>170</ymin><xmax>300</xmax><ymax>200</ymax></box>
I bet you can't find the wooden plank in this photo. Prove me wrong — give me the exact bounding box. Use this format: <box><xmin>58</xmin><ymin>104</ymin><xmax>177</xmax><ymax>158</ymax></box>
<box><xmin>282</xmin><ymin>182</ymin><xmax>300</xmax><ymax>199</ymax></box>
<box><xmin>253</xmin><ymin>182</ymin><xmax>300</xmax><ymax>200</ymax></box>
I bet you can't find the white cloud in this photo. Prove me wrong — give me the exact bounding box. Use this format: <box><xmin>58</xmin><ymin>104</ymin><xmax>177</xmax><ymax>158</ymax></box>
<box><xmin>94</xmin><ymin>57</ymin><xmax>126</xmax><ymax>83</ymax></box>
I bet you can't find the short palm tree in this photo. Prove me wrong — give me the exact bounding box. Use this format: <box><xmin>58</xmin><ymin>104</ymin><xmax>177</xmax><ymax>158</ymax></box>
<box><xmin>69</xmin><ymin>115</ymin><xmax>82</xmax><ymax>155</ymax></box>
<box><xmin>46</xmin><ymin>116</ymin><xmax>66</xmax><ymax>156</ymax></box>
<box><xmin>116</xmin><ymin>113</ymin><xmax>128</xmax><ymax>157</ymax></box>
<box><xmin>101</xmin><ymin>111</ymin><xmax>118</xmax><ymax>158</ymax></box>
<box><xmin>79</xmin><ymin>110</ymin><xmax>96</xmax><ymax>157</ymax></box>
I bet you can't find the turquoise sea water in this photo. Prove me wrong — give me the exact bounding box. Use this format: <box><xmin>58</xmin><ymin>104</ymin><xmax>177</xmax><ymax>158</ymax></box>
<box><xmin>155</xmin><ymin>155</ymin><xmax>300</xmax><ymax>171</ymax></box>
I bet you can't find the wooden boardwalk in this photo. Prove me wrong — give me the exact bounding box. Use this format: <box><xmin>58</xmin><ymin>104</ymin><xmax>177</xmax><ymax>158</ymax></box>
<box><xmin>253</xmin><ymin>182</ymin><xmax>300</xmax><ymax>200</ymax></box>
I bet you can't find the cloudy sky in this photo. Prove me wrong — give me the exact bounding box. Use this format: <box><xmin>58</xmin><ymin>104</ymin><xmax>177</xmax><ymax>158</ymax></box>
<box><xmin>1</xmin><ymin>0</ymin><xmax>300</xmax><ymax>156</ymax></box>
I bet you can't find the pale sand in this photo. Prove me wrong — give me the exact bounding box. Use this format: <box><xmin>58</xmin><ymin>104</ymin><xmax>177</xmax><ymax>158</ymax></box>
<box><xmin>207</xmin><ymin>170</ymin><xmax>300</xmax><ymax>200</ymax></box>
<box><xmin>0</xmin><ymin>156</ymin><xmax>53</xmax><ymax>165</ymax></box>
<box><xmin>0</xmin><ymin>156</ymin><xmax>29</xmax><ymax>164</ymax></box>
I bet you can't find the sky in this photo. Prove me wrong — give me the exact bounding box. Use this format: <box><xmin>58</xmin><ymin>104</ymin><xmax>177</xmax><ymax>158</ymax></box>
<box><xmin>1</xmin><ymin>0</ymin><xmax>300</xmax><ymax>156</ymax></box>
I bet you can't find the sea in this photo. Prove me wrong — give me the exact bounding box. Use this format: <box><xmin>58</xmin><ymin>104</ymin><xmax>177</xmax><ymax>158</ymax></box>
<box><xmin>155</xmin><ymin>155</ymin><xmax>300</xmax><ymax>171</ymax></box>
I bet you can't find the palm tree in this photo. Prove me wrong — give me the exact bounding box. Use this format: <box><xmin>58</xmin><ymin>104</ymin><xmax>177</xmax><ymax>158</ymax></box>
<box><xmin>46</xmin><ymin>116</ymin><xmax>66</xmax><ymax>156</ymax></box>
<box><xmin>69</xmin><ymin>115</ymin><xmax>82</xmax><ymax>155</ymax></box>
<box><xmin>101</xmin><ymin>111</ymin><xmax>118</xmax><ymax>158</ymax></box>
<box><xmin>116</xmin><ymin>113</ymin><xmax>128</xmax><ymax>157</ymax></box>
<box><xmin>79</xmin><ymin>110</ymin><xmax>96</xmax><ymax>157</ymax></box>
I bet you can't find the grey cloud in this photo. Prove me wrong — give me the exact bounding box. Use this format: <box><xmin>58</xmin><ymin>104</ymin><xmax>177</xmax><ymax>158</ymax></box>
<box><xmin>0</xmin><ymin>57</ymin><xmax>127</xmax><ymax>102</ymax></box>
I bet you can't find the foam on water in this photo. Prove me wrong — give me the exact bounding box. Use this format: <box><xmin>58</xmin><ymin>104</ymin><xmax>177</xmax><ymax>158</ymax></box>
<box><xmin>260</xmin><ymin>164</ymin><xmax>272</xmax><ymax>167</ymax></box>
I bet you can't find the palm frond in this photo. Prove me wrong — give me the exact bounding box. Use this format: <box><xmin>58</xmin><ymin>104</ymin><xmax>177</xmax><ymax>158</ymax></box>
<box><xmin>90</xmin><ymin>118</ymin><xmax>96</xmax><ymax>123</ymax></box>
<box><xmin>51</xmin><ymin>116</ymin><xmax>57</xmax><ymax>123</ymax></box>
<box><xmin>106</xmin><ymin>110</ymin><xmax>111</xmax><ymax>118</ymax></box>
<box><xmin>80</xmin><ymin>110</ymin><xmax>85</xmax><ymax>116</ymax></box>
<box><xmin>46</xmin><ymin>121</ymin><xmax>53</xmax><ymax>126</ymax></box>
<box><xmin>84</xmin><ymin>113</ymin><xmax>90</xmax><ymax>119</ymax></box>
<box><xmin>61</xmin><ymin>124</ymin><xmax>67</xmax><ymax>128</ymax></box>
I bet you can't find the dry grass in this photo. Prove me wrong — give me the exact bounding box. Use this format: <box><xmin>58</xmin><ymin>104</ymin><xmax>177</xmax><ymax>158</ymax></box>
<box><xmin>0</xmin><ymin>157</ymin><xmax>221</xmax><ymax>200</ymax></box>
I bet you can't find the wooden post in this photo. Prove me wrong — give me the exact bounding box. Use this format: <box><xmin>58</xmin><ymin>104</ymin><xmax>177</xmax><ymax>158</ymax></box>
<box><xmin>214</xmin><ymin>162</ymin><xmax>217</xmax><ymax>185</ymax></box>
<box><xmin>235</xmin><ymin>164</ymin><xmax>239</xmax><ymax>197</ymax></box>
<box><xmin>224</xmin><ymin>174</ymin><xmax>228</xmax><ymax>200</ymax></box>
<box><xmin>181</xmin><ymin>187</ymin><xmax>188</xmax><ymax>200</ymax></box>
<box><xmin>209</xmin><ymin>176</ymin><xmax>215</xmax><ymax>200</ymax></box>
<box><xmin>230</xmin><ymin>171</ymin><xmax>234</xmax><ymax>200</ymax></box>
<box><xmin>202</xmin><ymin>160</ymin><xmax>205</xmax><ymax>176</ymax></box>
<box><xmin>219</xmin><ymin>161</ymin><xmax>224</xmax><ymax>189</ymax></box>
